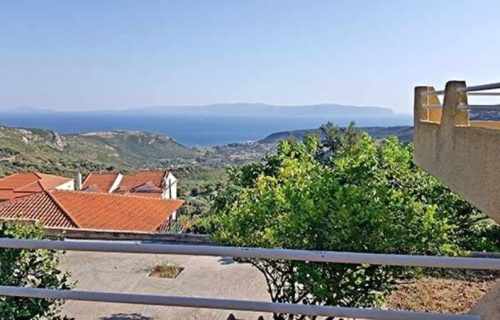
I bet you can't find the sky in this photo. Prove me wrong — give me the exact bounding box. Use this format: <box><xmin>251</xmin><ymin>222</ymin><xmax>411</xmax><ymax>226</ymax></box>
<box><xmin>1</xmin><ymin>0</ymin><xmax>499</xmax><ymax>114</ymax></box>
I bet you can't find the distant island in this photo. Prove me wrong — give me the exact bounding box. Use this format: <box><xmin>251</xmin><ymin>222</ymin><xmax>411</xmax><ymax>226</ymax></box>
<box><xmin>2</xmin><ymin>103</ymin><xmax>398</xmax><ymax>117</ymax></box>
<box><xmin>128</xmin><ymin>103</ymin><xmax>397</xmax><ymax>117</ymax></box>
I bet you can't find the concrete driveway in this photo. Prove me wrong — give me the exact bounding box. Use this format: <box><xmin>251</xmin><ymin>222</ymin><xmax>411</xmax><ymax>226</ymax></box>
<box><xmin>59</xmin><ymin>250</ymin><xmax>270</xmax><ymax>320</ymax></box>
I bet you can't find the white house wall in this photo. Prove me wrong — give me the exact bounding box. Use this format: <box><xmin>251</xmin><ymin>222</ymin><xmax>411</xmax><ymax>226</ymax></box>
<box><xmin>163</xmin><ymin>173</ymin><xmax>177</xmax><ymax>199</ymax></box>
<box><xmin>55</xmin><ymin>180</ymin><xmax>75</xmax><ymax>191</ymax></box>
<box><xmin>109</xmin><ymin>174</ymin><xmax>123</xmax><ymax>193</ymax></box>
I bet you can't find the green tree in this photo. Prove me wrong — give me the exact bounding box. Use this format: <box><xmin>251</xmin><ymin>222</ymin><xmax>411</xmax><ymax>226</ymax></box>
<box><xmin>0</xmin><ymin>222</ymin><xmax>73</xmax><ymax>320</ymax></box>
<box><xmin>208</xmin><ymin>130</ymin><xmax>475</xmax><ymax>319</ymax></box>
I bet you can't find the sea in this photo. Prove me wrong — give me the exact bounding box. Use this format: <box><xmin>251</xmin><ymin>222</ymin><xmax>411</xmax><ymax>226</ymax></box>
<box><xmin>0</xmin><ymin>112</ymin><xmax>412</xmax><ymax>146</ymax></box>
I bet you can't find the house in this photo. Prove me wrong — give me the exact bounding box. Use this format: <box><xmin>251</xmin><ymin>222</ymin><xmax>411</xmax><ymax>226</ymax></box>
<box><xmin>0</xmin><ymin>172</ymin><xmax>74</xmax><ymax>202</ymax></box>
<box><xmin>82</xmin><ymin>170</ymin><xmax>177</xmax><ymax>199</ymax></box>
<box><xmin>0</xmin><ymin>190</ymin><xmax>184</xmax><ymax>232</ymax></box>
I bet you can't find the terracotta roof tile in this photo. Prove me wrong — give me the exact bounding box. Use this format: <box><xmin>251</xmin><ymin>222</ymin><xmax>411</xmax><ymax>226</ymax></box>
<box><xmin>14</xmin><ymin>181</ymin><xmax>44</xmax><ymax>193</ymax></box>
<box><xmin>83</xmin><ymin>170</ymin><xmax>171</xmax><ymax>197</ymax></box>
<box><xmin>0</xmin><ymin>190</ymin><xmax>183</xmax><ymax>232</ymax></box>
<box><xmin>119</xmin><ymin>170</ymin><xmax>167</xmax><ymax>191</ymax></box>
<box><xmin>0</xmin><ymin>173</ymin><xmax>40</xmax><ymax>189</ymax></box>
<box><xmin>52</xmin><ymin>191</ymin><xmax>183</xmax><ymax>232</ymax></box>
<box><xmin>131</xmin><ymin>181</ymin><xmax>163</xmax><ymax>193</ymax></box>
<box><xmin>82</xmin><ymin>173</ymin><xmax>119</xmax><ymax>192</ymax></box>
<box><xmin>0</xmin><ymin>191</ymin><xmax>34</xmax><ymax>201</ymax></box>
<box><xmin>0</xmin><ymin>190</ymin><xmax>17</xmax><ymax>201</ymax></box>
<box><xmin>0</xmin><ymin>192</ymin><xmax>76</xmax><ymax>228</ymax></box>
<box><xmin>35</xmin><ymin>173</ymin><xmax>73</xmax><ymax>190</ymax></box>
<box><xmin>121</xmin><ymin>191</ymin><xmax>163</xmax><ymax>199</ymax></box>
<box><xmin>0</xmin><ymin>172</ymin><xmax>73</xmax><ymax>201</ymax></box>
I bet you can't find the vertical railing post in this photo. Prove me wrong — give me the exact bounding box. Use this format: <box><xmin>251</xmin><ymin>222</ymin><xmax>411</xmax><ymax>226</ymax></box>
<box><xmin>414</xmin><ymin>86</ymin><xmax>431</xmax><ymax>126</ymax></box>
<box><xmin>441</xmin><ymin>81</ymin><xmax>469</xmax><ymax>133</ymax></box>
<box><xmin>414</xmin><ymin>86</ymin><xmax>438</xmax><ymax>167</ymax></box>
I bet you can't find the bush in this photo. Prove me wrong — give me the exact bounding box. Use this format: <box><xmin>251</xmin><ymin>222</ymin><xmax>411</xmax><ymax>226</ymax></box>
<box><xmin>207</xmin><ymin>125</ymin><xmax>496</xmax><ymax>319</ymax></box>
<box><xmin>0</xmin><ymin>222</ymin><xmax>73</xmax><ymax>320</ymax></box>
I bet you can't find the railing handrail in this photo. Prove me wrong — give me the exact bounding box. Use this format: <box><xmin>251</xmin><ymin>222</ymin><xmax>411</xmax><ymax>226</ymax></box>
<box><xmin>419</xmin><ymin>81</ymin><xmax>500</xmax><ymax>110</ymax></box>
<box><xmin>468</xmin><ymin>104</ymin><xmax>500</xmax><ymax>109</ymax></box>
<box><xmin>0</xmin><ymin>238</ymin><xmax>497</xmax><ymax>319</ymax></box>
<box><xmin>467</xmin><ymin>92</ymin><xmax>500</xmax><ymax>96</ymax></box>
<box><xmin>421</xmin><ymin>81</ymin><xmax>500</xmax><ymax>96</ymax></box>
<box><xmin>462</xmin><ymin>82</ymin><xmax>500</xmax><ymax>93</ymax></box>
<box><xmin>0</xmin><ymin>286</ymin><xmax>480</xmax><ymax>320</ymax></box>
<box><xmin>0</xmin><ymin>238</ymin><xmax>499</xmax><ymax>270</ymax></box>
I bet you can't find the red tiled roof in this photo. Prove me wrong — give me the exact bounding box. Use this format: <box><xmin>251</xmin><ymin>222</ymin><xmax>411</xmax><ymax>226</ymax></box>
<box><xmin>13</xmin><ymin>181</ymin><xmax>44</xmax><ymax>193</ymax></box>
<box><xmin>54</xmin><ymin>191</ymin><xmax>183</xmax><ymax>232</ymax></box>
<box><xmin>81</xmin><ymin>170</ymin><xmax>172</xmax><ymax>198</ymax></box>
<box><xmin>36</xmin><ymin>173</ymin><xmax>73</xmax><ymax>190</ymax></box>
<box><xmin>122</xmin><ymin>191</ymin><xmax>163</xmax><ymax>199</ymax></box>
<box><xmin>119</xmin><ymin>181</ymin><xmax>163</xmax><ymax>199</ymax></box>
<box><xmin>119</xmin><ymin>170</ymin><xmax>167</xmax><ymax>192</ymax></box>
<box><xmin>0</xmin><ymin>172</ymin><xmax>40</xmax><ymax>189</ymax></box>
<box><xmin>0</xmin><ymin>190</ymin><xmax>16</xmax><ymax>201</ymax></box>
<box><xmin>0</xmin><ymin>190</ymin><xmax>33</xmax><ymax>202</ymax></box>
<box><xmin>0</xmin><ymin>190</ymin><xmax>183</xmax><ymax>232</ymax></box>
<box><xmin>82</xmin><ymin>172</ymin><xmax>119</xmax><ymax>193</ymax></box>
<box><xmin>0</xmin><ymin>192</ymin><xmax>76</xmax><ymax>228</ymax></box>
<box><xmin>0</xmin><ymin>172</ymin><xmax>73</xmax><ymax>201</ymax></box>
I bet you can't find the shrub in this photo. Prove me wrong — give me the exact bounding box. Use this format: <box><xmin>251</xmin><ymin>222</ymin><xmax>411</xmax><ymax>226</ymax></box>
<box><xmin>207</xmin><ymin>126</ymin><xmax>495</xmax><ymax>319</ymax></box>
<box><xmin>0</xmin><ymin>222</ymin><xmax>73</xmax><ymax>320</ymax></box>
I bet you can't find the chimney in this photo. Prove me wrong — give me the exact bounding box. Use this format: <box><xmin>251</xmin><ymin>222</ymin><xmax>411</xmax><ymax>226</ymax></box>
<box><xmin>75</xmin><ymin>171</ymin><xmax>82</xmax><ymax>190</ymax></box>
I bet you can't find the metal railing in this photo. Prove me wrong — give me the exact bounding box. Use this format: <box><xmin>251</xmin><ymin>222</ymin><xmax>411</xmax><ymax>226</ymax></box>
<box><xmin>421</xmin><ymin>81</ymin><xmax>500</xmax><ymax>110</ymax></box>
<box><xmin>462</xmin><ymin>82</ymin><xmax>500</xmax><ymax>93</ymax></box>
<box><xmin>421</xmin><ymin>82</ymin><xmax>500</xmax><ymax>96</ymax></box>
<box><xmin>0</xmin><ymin>286</ymin><xmax>481</xmax><ymax>320</ymax></box>
<box><xmin>1</xmin><ymin>238</ymin><xmax>499</xmax><ymax>320</ymax></box>
<box><xmin>467</xmin><ymin>92</ymin><xmax>500</xmax><ymax>96</ymax></box>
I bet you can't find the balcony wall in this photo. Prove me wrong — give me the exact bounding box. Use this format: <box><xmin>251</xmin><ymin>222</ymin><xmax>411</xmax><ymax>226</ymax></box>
<box><xmin>414</xmin><ymin>81</ymin><xmax>500</xmax><ymax>224</ymax></box>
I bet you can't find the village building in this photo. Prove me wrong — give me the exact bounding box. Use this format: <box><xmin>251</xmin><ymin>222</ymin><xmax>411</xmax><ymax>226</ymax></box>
<box><xmin>82</xmin><ymin>170</ymin><xmax>177</xmax><ymax>199</ymax></box>
<box><xmin>0</xmin><ymin>170</ymin><xmax>183</xmax><ymax>232</ymax></box>
<box><xmin>0</xmin><ymin>172</ymin><xmax>74</xmax><ymax>202</ymax></box>
<box><xmin>0</xmin><ymin>189</ymin><xmax>183</xmax><ymax>232</ymax></box>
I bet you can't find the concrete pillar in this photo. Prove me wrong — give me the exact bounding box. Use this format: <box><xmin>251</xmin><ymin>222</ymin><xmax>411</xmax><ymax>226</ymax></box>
<box><xmin>414</xmin><ymin>86</ymin><xmax>440</xmax><ymax>166</ymax></box>
<box><xmin>414</xmin><ymin>86</ymin><xmax>431</xmax><ymax>126</ymax></box>
<box><xmin>75</xmin><ymin>172</ymin><xmax>82</xmax><ymax>190</ymax></box>
<box><xmin>441</xmin><ymin>81</ymin><xmax>469</xmax><ymax>133</ymax></box>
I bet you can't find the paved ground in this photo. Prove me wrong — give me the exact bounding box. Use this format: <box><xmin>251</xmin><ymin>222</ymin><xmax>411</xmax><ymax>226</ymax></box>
<box><xmin>59</xmin><ymin>250</ymin><xmax>270</xmax><ymax>320</ymax></box>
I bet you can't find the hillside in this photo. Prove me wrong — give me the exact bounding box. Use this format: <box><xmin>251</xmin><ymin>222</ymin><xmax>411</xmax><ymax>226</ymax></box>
<box><xmin>65</xmin><ymin>131</ymin><xmax>200</xmax><ymax>167</ymax></box>
<box><xmin>0</xmin><ymin>124</ymin><xmax>415</xmax><ymax>178</ymax></box>
<box><xmin>0</xmin><ymin>126</ymin><xmax>200</xmax><ymax>176</ymax></box>
<box><xmin>259</xmin><ymin>126</ymin><xmax>414</xmax><ymax>144</ymax></box>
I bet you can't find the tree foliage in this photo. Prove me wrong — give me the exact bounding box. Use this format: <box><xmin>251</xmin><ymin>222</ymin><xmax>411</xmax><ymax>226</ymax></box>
<box><xmin>207</xmin><ymin>124</ymin><xmax>497</xmax><ymax>319</ymax></box>
<box><xmin>0</xmin><ymin>222</ymin><xmax>73</xmax><ymax>320</ymax></box>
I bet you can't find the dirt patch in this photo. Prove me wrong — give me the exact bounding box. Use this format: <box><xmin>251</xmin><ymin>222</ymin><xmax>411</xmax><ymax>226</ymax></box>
<box><xmin>149</xmin><ymin>263</ymin><xmax>184</xmax><ymax>279</ymax></box>
<box><xmin>386</xmin><ymin>271</ymin><xmax>499</xmax><ymax>313</ymax></box>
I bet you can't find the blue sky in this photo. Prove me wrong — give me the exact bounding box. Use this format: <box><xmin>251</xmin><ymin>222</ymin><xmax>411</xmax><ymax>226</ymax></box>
<box><xmin>1</xmin><ymin>0</ymin><xmax>499</xmax><ymax>113</ymax></box>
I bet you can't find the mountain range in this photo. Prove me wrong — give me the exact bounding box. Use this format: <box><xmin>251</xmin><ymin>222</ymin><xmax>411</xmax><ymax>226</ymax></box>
<box><xmin>2</xmin><ymin>103</ymin><xmax>399</xmax><ymax>118</ymax></box>
<box><xmin>127</xmin><ymin>103</ymin><xmax>398</xmax><ymax>118</ymax></box>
